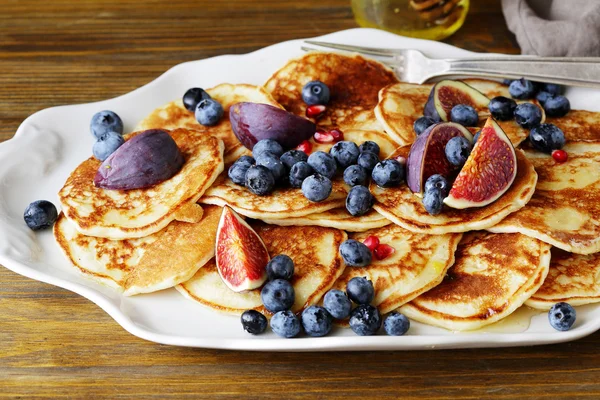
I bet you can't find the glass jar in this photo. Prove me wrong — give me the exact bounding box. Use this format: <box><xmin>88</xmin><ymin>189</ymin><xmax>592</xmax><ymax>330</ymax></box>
<box><xmin>352</xmin><ymin>0</ymin><xmax>469</xmax><ymax>41</ymax></box>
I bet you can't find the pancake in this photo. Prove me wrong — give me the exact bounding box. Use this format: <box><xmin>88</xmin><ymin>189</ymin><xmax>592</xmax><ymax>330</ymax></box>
<box><xmin>526</xmin><ymin>248</ymin><xmax>600</xmax><ymax>310</ymax></box>
<box><xmin>59</xmin><ymin>129</ymin><xmax>224</xmax><ymax>240</ymax></box>
<box><xmin>371</xmin><ymin>146</ymin><xmax>538</xmax><ymax>234</ymax></box>
<box><xmin>264</xmin><ymin>52</ymin><xmax>400</xmax><ymax>134</ymax></box>
<box><xmin>201</xmin><ymin>173</ymin><xmax>347</xmax><ymax>219</ymax></box>
<box><xmin>135</xmin><ymin>83</ymin><xmax>282</xmax><ymax>163</ymax></box>
<box><xmin>488</xmin><ymin>142</ymin><xmax>600</xmax><ymax>254</ymax></box>
<box><xmin>547</xmin><ymin>110</ymin><xmax>600</xmax><ymax>142</ymax></box>
<box><xmin>400</xmin><ymin>232</ymin><xmax>551</xmax><ymax>331</ymax></box>
<box><xmin>176</xmin><ymin>224</ymin><xmax>347</xmax><ymax>315</ymax></box>
<box><xmin>375</xmin><ymin>79</ymin><xmax>533</xmax><ymax>146</ymax></box>
<box><xmin>329</xmin><ymin>225</ymin><xmax>462</xmax><ymax>314</ymax></box>
<box><xmin>53</xmin><ymin>205</ymin><xmax>222</xmax><ymax>296</ymax></box>
<box><xmin>261</xmin><ymin>208</ymin><xmax>391</xmax><ymax>232</ymax></box>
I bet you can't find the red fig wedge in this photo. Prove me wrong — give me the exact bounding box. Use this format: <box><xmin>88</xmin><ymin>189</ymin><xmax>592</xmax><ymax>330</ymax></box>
<box><xmin>215</xmin><ymin>206</ymin><xmax>269</xmax><ymax>292</ymax></box>
<box><xmin>444</xmin><ymin>118</ymin><xmax>517</xmax><ymax>209</ymax></box>
<box><xmin>229</xmin><ymin>102</ymin><xmax>316</xmax><ymax>150</ymax></box>
<box><xmin>406</xmin><ymin>122</ymin><xmax>473</xmax><ymax>194</ymax></box>
<box><xmin>424</xmin><ymin>80</ymin><xmax>490</xmax><ymax>122</ymax></box>
<box><xmin>94</xmin><ymin>129</ymin><xmax>184</xmax><ymax>190</ymax></box>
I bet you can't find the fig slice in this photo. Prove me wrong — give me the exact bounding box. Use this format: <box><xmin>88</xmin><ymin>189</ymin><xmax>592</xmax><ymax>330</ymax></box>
<box><xmin>229</xmin><ymin>102</ymin><xmax>316</xmax><ymax>150</ymax></box>
<box><xmin>215</xmin><ymin>206</ymin><xmax>269</xmax><ymax>292</ymax></box>
<box><xmin>94</xmin><ymin>129</ymin><xmax>184</xmax><ymax>190</ymax></box>
<box><xmin>406</xmin><ymin>122</ymin><xmax>473</xmax><ymax>194</ymax></box>
<box><xmin>444</xmin><ymin>118</ymin><xmax>517</xmax><ymax>209</ymax></box>
<box><xmin>423</xmin><ymin>80</ymin><xmax>490</xmax><ymax>122</ymax></box>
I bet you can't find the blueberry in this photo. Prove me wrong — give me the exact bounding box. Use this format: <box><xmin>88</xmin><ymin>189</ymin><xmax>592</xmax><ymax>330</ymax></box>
<box><xmin>541</xmin><ymin>83</ymin><xmax>562</xmax><ymax>96</ymax></box>
<box><xmin>346</xmin><ymin>277</ymin><xmax>375</xmax><ymax>305</ymax></box>
<box><xmin>301</xmin><ymin>305</ymin><xmax>332</xmax><ymax>337</ymax></box>
<box><xmin>371</xmin><ymin>159</ymin><xmax>405</xmax><ymax>188</ymax></box>
<box><xmin>195</xmin><ymin>98</ymin><xmax>224</xmax><ymax>126</ymax></box>
<box><xmin>261</xmin><ymin>279</ymin><xmax>295</xmax><ymax>313</ymax></box>
<box><xmin>253</xmin><ymin>139</ymin><xmax>284</xmax><ymax>159</ymax></box>
<box><xmin>307</xmin><ymin>151</ymin><xmax>337</xmax><ymax>179</ymax></box>
<box><xmin>339</xmin><ymin>240</ymin><xmax>372</xmax><ymax>267</ymax></box>
<box><xmin>182</xmin><ymin>87</ymin><xmax>211</xmax><ymax>112</ymax></box>
<box><xmin>445</xmin><ymin>136</ymin><xmax>472</xmax><ymax>167</ymax></box>
<box><xmin>357</xmin><ymin>151</ymin><xmax>379</xmax><ymax>172</ymax></box>
<box><xmin>509</xmin><ymin>78</ymin><xmax>537</xmax><ymax>99</ymax></box>
<box><xmin>245</xmin><ymin>165</ymin><xmax>275</xmax><ymax>196</ymax></box>
<box><xmin>384</xmin><ymin>311</ymin><xmax>410</xmax><ymax>336</ymax></box>
<box><xmin>359</xmin><ymin>141</ymin><xmax>380</xmax><ymax>156</ymax></box>
<box><xmin>271</xmin><ymin>310</ymin><xmax>301</xmax><ymax>338</ymax></box>
<box><xmin>413</xmin><ymin>116</ymin><xmax>436</xmax><ymax>135</ymax></box>
<box><xmin>346</xmin><ymin>185</ymin><xmax>374</xmax><ymax>217</ymax></box>
<box><xmin>289</xmin><ymin>161</ymin><xmax>314</xmax><ymax>188</ymax></box>
<box><xmin>349</xmin><ymin>304</ymin><xmax>381</xmax><ymax>336</ymax></box>
<box><xmin>549</xmin><ymin>302</ymin><xmax>576</xmax><ymax>331</ymax></box>
<box><xmin>424</xmin><ymin>174</ymin><xmax>450</xmax><ymax>197</ymax></box>
<box><xmin>228</xmin><ymin>156</ymin><xmax>255</xmax><ymax>186</ymax></box>
<box><xmin>280</xmin><ymin>150</ymin><xmax>308</xmax><ymax>170</ymax></box>
<box><xmin>489</xmin><ymin>96</ymin><xmax>517</xmax><ymax>121</ymax></box>
<box><xmin>473</xmin><ymin>130</ymin><xmax>481</xmax><ymax>144</ymax></box>
<box><xmin>536</xmin><ymin>91</ymin><xmax>553</xmax><ymax>106</ymax></box>
<box><xmin>256</xmin><ymin>152</ymin><xmax>286</xmax><ymax>181</ymax></box>
<box><xmin>90</xmin><ymin>110</ymin><xmax>123</xmax><ymax>139</ymax></box>
<box><xmin>343</xmin><ymin>165</ymin><xmax>368</xmax><ymax>187</ymax></box>
<box><xmin>529</xmin><ymin>123</ymin><xmax>566</xmax><ymax>153</ymax></box>
<box><xmin>93</xmin><ymin>131</ymin><xmax>125</xmax><ymax>161</ymax></box>
<box><xmin>240</xmin><ymin>310</ymin><xmax>268</xmax><ymax>335</ymax></box>
<box><xmin>423</xmin><ymin>187</ymin><xmax>444</xmax><ymax>215</ymax></box>
<box><xmin>266</xmin><ymin>255</ymin><xmax>294</xmax><ymax>281</ymax></box>
<box><xmin>24</xmin><ymin>200</ymin><xmax>58</xmax><ymax>231</ymax></box>
<box><xmin>301</xmin><ymin>174</ymin><xmax>332</xmax><ymax>202</ymax></box>
<box><xmin>514</xmin><ymin>103</ymin><xmax>542</xmax><ymax>129</ymax></box>
<box><xmin>544</xmin><ymin>95</ymin><xmax>570</xmax><ymax>117</ymax></box>
<box><xmin>450</xmin><ymin>105</ymin><xmax>478</xmax><ymax>127</ymax></box>
<box><xmin>323</xmin><ymin>289</ymin><xmax>352</xmax><ymax>319</ymax></box>
<box><xmin>330</xmin><ymin>141</ymin><xmax>360</xmax><ymax>169</ymax></box>
<box><xmin>302</xmin><ymin>80</ymin><xmax>330</xmax><ymax>105</ymax></box>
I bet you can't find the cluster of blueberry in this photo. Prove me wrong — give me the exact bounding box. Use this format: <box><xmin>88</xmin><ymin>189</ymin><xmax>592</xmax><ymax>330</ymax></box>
<box><xmin>182</xmin><ymin>87</ymin><xmax>224</xmax><ymax>126</ymax></box>
<box><xmin>90</xmin><ymin>110</ymin><xmax>125</xmax><ymax>161</ymax></box>
<box><xmin>241</xmin><ymin>255</ymin><xmax>410</xmax><ymax>337</ymax></box>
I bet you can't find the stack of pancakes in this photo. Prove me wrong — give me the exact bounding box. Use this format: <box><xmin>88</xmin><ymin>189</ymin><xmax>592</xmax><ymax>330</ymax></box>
<box><xmin>54</xmin><ymin>52</ymin><xmax>600</xmax><ymax>332</ymax></box>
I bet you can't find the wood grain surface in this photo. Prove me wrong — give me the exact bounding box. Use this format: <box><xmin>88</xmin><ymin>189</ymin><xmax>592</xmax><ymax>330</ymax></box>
<box><xmin>1</xmin><ymin>1</ymin><xmax>598</xmax><ymax>399</ymax></box>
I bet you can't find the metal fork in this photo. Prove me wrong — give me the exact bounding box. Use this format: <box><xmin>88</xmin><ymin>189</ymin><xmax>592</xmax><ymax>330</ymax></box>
<box><xmin>303</xmin><ymin>40</ymin><xmax>600</xmax><ymax>89</ymax></box>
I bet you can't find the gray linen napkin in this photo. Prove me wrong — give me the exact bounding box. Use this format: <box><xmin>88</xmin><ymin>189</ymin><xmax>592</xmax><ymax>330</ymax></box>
<box><xmin>501</xmin><ymin>0</ymin><xmax>600</xmax><ymax>56</ymax></box>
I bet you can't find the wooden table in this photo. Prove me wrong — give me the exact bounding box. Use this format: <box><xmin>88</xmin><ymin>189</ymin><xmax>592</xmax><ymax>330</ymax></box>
<box><xmin>1</xmin><ymin>1</ymin><xmax>598</xmax><ymax>398</ymax></box>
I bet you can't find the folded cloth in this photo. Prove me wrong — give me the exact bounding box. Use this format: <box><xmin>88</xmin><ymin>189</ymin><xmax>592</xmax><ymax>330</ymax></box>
<box><xmin>502</xmin><ymin>0</ymin><xmax>600</xmax><ymax>56</ymax></box>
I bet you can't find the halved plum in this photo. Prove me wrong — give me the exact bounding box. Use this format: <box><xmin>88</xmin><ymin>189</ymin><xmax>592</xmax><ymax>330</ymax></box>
<box><xmin>424</xmin><ymin>80</ymin><xmax>490</xmax><ymax>122</ymax></box>
<box><xmin>444</xmin><ymin>118</ymin><xmax>517</xmax><ymax>209</ymax></box>
<box><xmin>406</xmin><ymin>122</ymin><xmax>473</xmax><ymax>194</ymax></box>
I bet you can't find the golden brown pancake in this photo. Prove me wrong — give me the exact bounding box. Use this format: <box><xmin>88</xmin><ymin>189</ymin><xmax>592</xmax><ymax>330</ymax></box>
<box><xmin>135</xmin><ymin>83</ymin><xmax>282</xmax><ymax>163</ymax></box>
<box><xmin>371</xmin><ymin>146</ymin><xmax>538</xmax><ymax>234</ymax></box>
<box><xmin>329</xmin><ymin>225</ymin><xmax>462</xmax><ymax>314</ymax></box>
<box><xmin>53</xmin><ymin>206</ymin><xmax>222</xmax><ymax>295</ymax></box>
<box><xmin>526</xmin><ymin>248</ymin><xmax>600</xmax><ymax>310</ymax></box>
<box><xmin>400</xmin><ymin>232</ymin><xmax>551</xmax><ymax>331</ymax></box>
<box><xmin>547</xmin><ymin>110</ymin><xmax>600</xmax><ymax>142</ymax></box>
<box><xmin>489</xmin><ymin>142</ymin><xmax>600</xmax><ymax>254</ymax></box>
<box><xmin>261</xmin><ymin>208</ymin><xmax>391</xmax><ymax>232</ymax></box>
<box><xmin>59</xmin><ymin>129</ymin><xmax>224</xmax><ymax>240</ymax></box>
<box><xmin>264</xmin><ymin>52</ymin><xmax>400</xmax><ymax>133</ymax></box>
<box><xmin>201</xmin><ymin>173</ymin><xmax>347</xmax><ymax>219</ymax></box>
<box><xmin>177</xmin><ymin>224</ymin><xmax>347</xmax><ymax>315</ymax></box>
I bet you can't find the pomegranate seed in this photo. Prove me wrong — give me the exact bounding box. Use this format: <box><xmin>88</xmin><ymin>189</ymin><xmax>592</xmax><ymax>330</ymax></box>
<box><xmin>329</xmin><ymin>129</ymin><xmax>344</xmax><ymax>142</ymax></box>
<box><xmin>363</xmin><ymin>236</ymin><xmax>380</xmax><ymax>252</ymax></box>
<box><xmin>306</xmin><ymin>105</ymin><xmax>326</xmax><ymax>119</ymax></box>
<box><xmin>296</xmin><ymin>140</ymin><xmax>312</xmax><ymax>154</ymax></box>
<box><xmin>552</xmin><ymin>149</ymin><xmax>568</xmax><ymax>163</ymax></box>
<box><xmin>374</xmin><ymin>244</ymin><xmax>395</xmax><ymax>260</ymax></box>
<box><xmin>314</xmin><ymin>130</ymin><xmax>334</xmax><ymax>143</ymax></box>
<box><xmin>395</xmin><ymin>156</ymin><xmax>407</xmax><ymax>165</ymax></box>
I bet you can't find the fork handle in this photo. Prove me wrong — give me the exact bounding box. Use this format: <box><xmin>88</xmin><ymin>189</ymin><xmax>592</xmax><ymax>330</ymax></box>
<box><xmin>441</xmin><ymin>57</ymin><xmax>600</xmax><ymax>89</ymax></box>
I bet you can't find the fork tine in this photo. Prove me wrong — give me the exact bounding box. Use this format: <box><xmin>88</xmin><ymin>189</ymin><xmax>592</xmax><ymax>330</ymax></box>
<box><xmin>301</xmin><ymin>46</ymin><xmax>395</xmax><ymax>68</ymax></box>
<box><xmin>303</xmin><ymin>40</ymin><xmax>399</xmax><ymax>58</ymax></box>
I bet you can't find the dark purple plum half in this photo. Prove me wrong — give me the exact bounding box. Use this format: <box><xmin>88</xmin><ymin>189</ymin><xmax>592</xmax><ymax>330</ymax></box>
<box><xmin>94</xmin><ymin>129</ymin><xmax>184</xmax><ymax>190</ymax></box>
